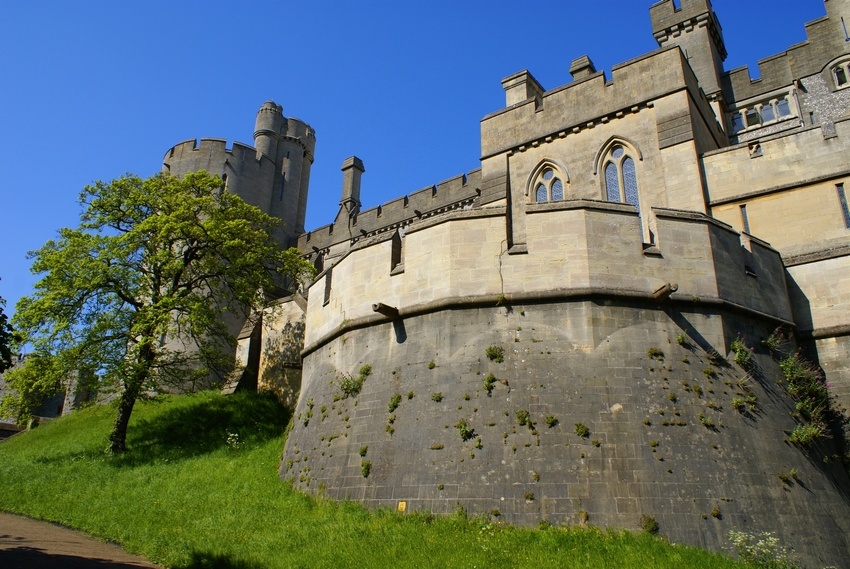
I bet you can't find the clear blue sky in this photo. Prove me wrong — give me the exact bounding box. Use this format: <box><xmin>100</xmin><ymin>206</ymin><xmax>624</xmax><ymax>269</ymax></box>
<box><xmin>0</xmin><ymin>1</ymin><xmax>828</xmax><ymax>314</ymax></box>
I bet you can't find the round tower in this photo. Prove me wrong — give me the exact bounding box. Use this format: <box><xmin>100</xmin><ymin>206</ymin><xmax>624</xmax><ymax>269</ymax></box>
<box><xmin>271</xmin><ymin>116</ymin><xmax>316</xmax><ymax>239</ymax></box>
<box><xmin>253</xmin><ymin>101</ymin><xmax>285</xmax><ymax>159</ymax></box>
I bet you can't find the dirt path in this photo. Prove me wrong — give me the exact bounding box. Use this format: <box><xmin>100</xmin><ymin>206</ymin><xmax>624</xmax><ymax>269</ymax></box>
<box><xmin>0</xmin><ymin>512</ymin><xmax>158</xmax><ymax>568</ymax></box>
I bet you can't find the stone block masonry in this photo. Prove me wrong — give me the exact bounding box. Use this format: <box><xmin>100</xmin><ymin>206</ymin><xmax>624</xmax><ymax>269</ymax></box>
<box><xmin>283</xmin><ymin>302</ymin><xmax>850</xmax><ymax>569</ymax></box>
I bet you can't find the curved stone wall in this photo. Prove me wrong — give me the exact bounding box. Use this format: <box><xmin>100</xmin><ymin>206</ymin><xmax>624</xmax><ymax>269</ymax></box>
<box><xmin>282</xmin><ymin>300</ymin><xmax>850</xmax><ymax>568</ymax></box>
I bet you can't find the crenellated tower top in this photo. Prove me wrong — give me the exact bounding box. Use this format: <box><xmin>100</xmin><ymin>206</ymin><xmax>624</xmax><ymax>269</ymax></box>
<box><xmin>650</xmin><ymin>0</ymin><xmax>727</xmax><ymax>96</ymax></box>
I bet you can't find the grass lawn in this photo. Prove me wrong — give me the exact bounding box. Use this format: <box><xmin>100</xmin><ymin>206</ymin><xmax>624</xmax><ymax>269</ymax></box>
<box><xmin>0</xmin><ymin>391</ymin><xmax>754</xmax><ymax>568</ymax></box>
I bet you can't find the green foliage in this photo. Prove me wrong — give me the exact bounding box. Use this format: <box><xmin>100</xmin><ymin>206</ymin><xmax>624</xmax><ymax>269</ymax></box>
<box><xmin>428</xmin><ymin>360</ymin><xmax>436</xmax><ymax>369</ymax></box>
<box><xmin>761</xmin><ymin>327</ymin><xmax>786</xmax><ymax>351</ymax></box>
<box><xmin>574</xmin><ymin>422</ymin><xmax>590</xmax><ymax>438</ymax></box>
<box><xmin>358</xmin><ymin>445</ymin><xmax>368</xmax><ymax>457</ymax></box>
<box><xmin>516</xmin><ymin>409</ymin><xmax>531</xmax><ymax>427</ymax></box>
<box><xmin>545</xmin><ymin>415</ymin><xmax>558</xmax><ymax>428</ymax></box>
<box><xmin>361</xmin><ymin>460</ymin><xmax>372</xmax><ymax>478</ymax></box>
<box><xmin>647</xmin><ymin>348</ymin><xmax>664</xmax><ymax>360</ymax></box>
<box><xmin>482</xmin><ymin>373</ymin><xmax>497</xmax><ymax>396</ymax></box>
<box><xmin>485</xmin><ymin>345</ymin><xmax>504</xmax><ymax>363</ymax></box>
<box><xmin>778</xmin><ymin>352</ymin><xmax>831</xmax><ymax>445</ymax></box>
<box><xmin>5</xmin><ymin>172</ymin><xmax>314</xmax><ymax>452</ymax></box>
<box><xmin>454</xmin><ymin>418</ymin><xmax>475</xmax><ymax>441</ymax></box>
<box><xmin>639</xmin><ymin>515</ymin><xmax>659</xmax><ymax>534</ymax></box>
<box><xmin>431</xmin><ymin>392</ymin><xmax>443</xmax><ymax>402</ymax></box>
<box><xmin>388</xmin><ymin>393</ymin><xmax>402</xmax><ymax>413</ymax></box>
<box><xmin>788</xmin><ymin>423</ymin><xmax>824</xmax><ymax>445</ymax></box>
<box><xmin>728</xmin><ymin>531</ymin><xmax>802</xmax><ymax>569</ymax></box>
<box><xmin>675</xmin><ymin>332</ymin><xmax>687</xmax><ymax>346</ymax></box>
<box><xmin>338</xmin><ymin>364</ymin><xmax>372</xmax><ymax>399</ymax></box>
<box><xmin>731</xmin><ymin>335</ymin><xmax>752</xmax><ymax>366</ymax></box>
<box><xmin>0</xmin><ymin>283</ymin><xmax>17</xmax><ymax>373</ymax></box>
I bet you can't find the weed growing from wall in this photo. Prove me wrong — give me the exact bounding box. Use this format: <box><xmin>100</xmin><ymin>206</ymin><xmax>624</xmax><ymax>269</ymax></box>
<box><xmin>727</xmin><ymin>531</ymin><xmax>802</xmax><ymax>569</ymax></box>
<box><xmin>482</xmin><ymin>373</ymin><xmax>497</xmax><ymax>396</ymax></box>
<box><xmin>485</xmin><ymin>345</ymin><xmax>504</xmax><ymax>363</ymax></box>
<box><xmin>337</xmin><ymin>364</ymin><xmax>372</xmax><ymax>398</ymax></box>
<box><xmin>574</xmin><ymin>423</ymin><xmax>590</xmax><ymax>438</ymax></box>
<box><xmin>454</xmin><ymin>419</ymin><xmax>475</xmax><ymax>441</ymax></box>
<box><xmin>731</xmin><ymin>335</ymin><xmax>753</xmax><ymax>366</ymax></box>
<box><xmin>516</xmin><ymin>409</ymin><xmax>530</xmax><ymax>427</ymax></box>
<box><xmin>640</xmin><ymin>515</ymin><xmax>659</xmax><ymax>534</ymax></box>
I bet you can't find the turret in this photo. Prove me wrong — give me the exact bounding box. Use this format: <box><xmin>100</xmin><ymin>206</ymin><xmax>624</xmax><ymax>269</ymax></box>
<box><xmin>253</xmin><ymin>101</ymin><xmax>285</xmax><ymax>160</ymax></box>
<box><xmin>650</xmin><ymin>0</ymin><xmax>727</xmax><ymax>96</ymax></box>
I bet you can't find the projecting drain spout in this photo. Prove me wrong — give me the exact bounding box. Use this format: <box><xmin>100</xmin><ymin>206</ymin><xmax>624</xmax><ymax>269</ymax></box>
<box><xmin>372</xmin><ymin>303</ymin><xmax>400</xmax><ymax>319</ymax></box>
<box><xmin>652</xmin><ymin>283</ymin><xmax>678</xmax><ymax>301</ymax></box>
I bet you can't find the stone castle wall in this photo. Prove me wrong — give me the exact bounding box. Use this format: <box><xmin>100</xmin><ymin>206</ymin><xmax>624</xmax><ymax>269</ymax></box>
<box><xmin>284</xmin><ymin>299</ymin><xmax>850</xmax><ymax>568</ymax></box>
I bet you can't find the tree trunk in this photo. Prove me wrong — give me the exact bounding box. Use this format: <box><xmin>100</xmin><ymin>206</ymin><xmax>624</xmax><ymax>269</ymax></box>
<box><xmin>109</xmin><ymin>386</ymin><xmax>137</xmax><ymax>454</ymax></box>
<box><xmin>109</xmin><ymin>339</ymin><xmax>155</xmax><ymax>454</ymax></box>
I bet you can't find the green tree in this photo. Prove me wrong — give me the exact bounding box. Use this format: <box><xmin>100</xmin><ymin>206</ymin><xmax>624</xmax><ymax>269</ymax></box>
<box><xmin>4</xmin><ymin>172</ymin><xmax>314</xmax><ymax>452</ymax></box>
<box><xmin>0</xmin><ymin>284</ymin><xmax>16</xmax><ymax>373</ymax></box>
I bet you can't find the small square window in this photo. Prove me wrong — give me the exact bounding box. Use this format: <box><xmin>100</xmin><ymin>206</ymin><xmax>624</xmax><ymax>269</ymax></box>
<box><xmin>761</xmin><ymin>104</ymin><xmax>775</xmax><ymax>123</ymax></box>
<box><xmin>745</xmin><ymin>109</ymin><xmax>760</xmax><ymax>127</ymax></box>
<box><xmin>776</xmin><ymin>99</ymin><xmax>791</xmax><ymax>117</ymax></box>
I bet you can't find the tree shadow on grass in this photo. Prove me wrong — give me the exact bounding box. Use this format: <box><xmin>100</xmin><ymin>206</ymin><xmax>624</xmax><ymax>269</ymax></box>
<box><xmin>174</xmin><ymin>551</ymin><xmax>268</xmax><ymax>569</ymax></box>
<box><xmin>110</xmin><ymin>391</ymin><xmax>291</xmax><ymax>468</ymax></box>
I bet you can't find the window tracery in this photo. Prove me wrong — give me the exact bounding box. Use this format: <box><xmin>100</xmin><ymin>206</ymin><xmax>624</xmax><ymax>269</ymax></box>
<box><xmin>530</xmin><ymin>164</ymin><xmax>566</xmax><ymax>203</ymax></box>
<box><xmin>602</xmin><ymin>145</ymin><xmax>640</xmax><ymax>211</ymax></box>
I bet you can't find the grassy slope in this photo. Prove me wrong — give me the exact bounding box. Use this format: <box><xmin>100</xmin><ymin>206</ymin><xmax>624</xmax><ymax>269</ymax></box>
<box><xmin>0</xmin><ymin>391</ymin><xmax>752</xmax><ymax>569</ymax></box>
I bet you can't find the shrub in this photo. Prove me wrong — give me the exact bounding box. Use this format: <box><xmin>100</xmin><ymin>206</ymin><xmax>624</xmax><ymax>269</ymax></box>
<box><xmin>516</xmin><ymin>409</ymin><xmax>531</xmax><ymax>427</ymax></box>
<box><xmin>779</xmin><ymin>352</ymin><xmax>831</xmax><ymax>445</ymax></box>
<box><xmin>485</xmin><ymin>345</ymin><xmax>504</xmax><ymax>363</ymax></box>
<box><xmin>338</xmin><ymin>364</ymin><xmax>372</xmax><ymax>398</ymax></box>
<box><xmin>731</xmin><ymin>335</ymin><xmax>752</xmax><ymax>366</ymax></box>
<box><xmin>431</xmin><ymin>392</ymin><xmax>443</xmax><ymax>403</ymax></box>
<box><xmin>789</xmin><ymin>423</ymin><xmax>824</xmax><ymax>445</ymax></box>
<box><xmin>358</xmin><ymin>446</ymin><xmax>368</xmax><ymax>457</ymax></box>
<box><xmin>574</xmin><ymin>423</ymin><xmax>590</xmax><ymax>438</ymax></box>
<box><xmin>676</xmin><ymin>332</ymin><xmax>687</xmax><ymax>346</ymax></box>
<box><xmin>647</xmin><ymin>348</ymin><xmax>665</xmax><ymax>360</ymax></box>
<box><xmin>524</xmin><ymin>492</ymin><xmax>535</xmax><ymax>501</ymax></box>
<box><xmin>640</xmin><ymin>515</ymin><xmax>659</xmax><ymax>534</ymax></box>
<box><xmin>388</xmin><ymin>393</ymin><xmax>402</xmax><ymax>413</ymax></box>
<box><xmin>545</xmin><ymin>415</ymin><xmax>558</xmax><ymax>428</ymax></box>
<box><xmin>428</xmin><ymin>360</ymin><xmax>436</xmax><ymax>369</ymax></box>
<box><xmin>728</xmin><ymin>531</ymin><xmax>802</xmax><ymax>569</ymax></box>
<box><xmin>361</xmin><ymin>460</ymin><xmax>372</xmax><ymax>478</ymax></box>
<box><xmin>455</xmin><ymin>419</ymin><xmax>475</xmax><ymax>441</ymax></box>
<box><xmin>482</xmin><ymin>373</ymin><xmax>497</xmax><ymax>396</ymax></box>
<box><xmin>761</xmin><ymin>327</ymin><xmax>785</xmax><ymax>350</ymax></box>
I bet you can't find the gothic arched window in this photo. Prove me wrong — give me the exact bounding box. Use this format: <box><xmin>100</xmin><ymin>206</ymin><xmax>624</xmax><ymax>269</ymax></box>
<box><xmin>529</xmin><ymin>163</ymin><xmax>567</xmax><ymax>203</ymax></box>
<box><xmin>602</xmin><ymin>145</ymin><xmax>640</xmax><ymax>212</ymax></box>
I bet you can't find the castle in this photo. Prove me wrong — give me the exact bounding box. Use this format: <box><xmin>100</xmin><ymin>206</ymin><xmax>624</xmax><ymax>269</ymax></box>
<box><xmin>160</xmin><ymin>0</ymin><xmax>850</xmax><ymax>565</ymax></box>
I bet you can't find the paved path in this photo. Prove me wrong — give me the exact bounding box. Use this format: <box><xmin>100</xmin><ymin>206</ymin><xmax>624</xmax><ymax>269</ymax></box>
<box><xmin>0</xmin><ymin>513</ymin><xmax>158</xmax><ymax>568</ymax></box>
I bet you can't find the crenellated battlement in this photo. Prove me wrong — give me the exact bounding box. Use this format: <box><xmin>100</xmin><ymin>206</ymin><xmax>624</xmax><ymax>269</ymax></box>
<box><xmin>721</xmin><ymin>5</ymin><xmax>849</xmax><ymax>103</ymax></box>
<box><xmin>482</xmin><ymin>47</ymin><xmax>723</xmax><ymax>160</ymax></box>
<box><xmin>297</xmin><ymin>169</ymin><xmax>482</xmax><ymax>255</ymax></box>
